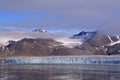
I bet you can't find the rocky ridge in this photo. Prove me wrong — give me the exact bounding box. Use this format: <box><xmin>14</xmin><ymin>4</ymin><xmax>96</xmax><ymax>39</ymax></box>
<box><xmin>0</xmin><ymin>30</ymin><xmax>120</xmax><ymax>57</ymax></box>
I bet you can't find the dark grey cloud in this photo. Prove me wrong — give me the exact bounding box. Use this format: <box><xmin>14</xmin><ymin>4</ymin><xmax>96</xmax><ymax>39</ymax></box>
<box><xmin>0</xmin><ymin>0</ymin><xmax>120</xmax><ymax>34</ymax></box>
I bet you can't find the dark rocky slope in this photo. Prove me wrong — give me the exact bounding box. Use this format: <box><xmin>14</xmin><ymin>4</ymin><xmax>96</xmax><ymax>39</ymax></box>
<box><xmin>0</xmin><ymin>38</ymin><xmax>81</xmax><ymax>57</ymax></box>
<box><xmin>77</xmin><ymin>34</ymin><xmax>120</xmax><ymax>55</ymax></box>
<box><xmin>0</xmin><ymin>32</ymin><xmax>120</xmax><ymax>57</ymax></box>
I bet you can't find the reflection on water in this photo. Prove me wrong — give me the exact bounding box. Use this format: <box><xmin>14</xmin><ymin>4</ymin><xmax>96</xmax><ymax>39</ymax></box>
<box><xmin>0</xmin><ymin>64</ymin><xmax>120</xmax><ymax>80</ymax></box>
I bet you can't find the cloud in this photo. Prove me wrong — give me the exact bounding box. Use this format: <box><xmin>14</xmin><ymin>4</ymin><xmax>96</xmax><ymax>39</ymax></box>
<box><xmin>0</xmin><ymin>30</ymin><xmax>82</xmax><ymax>48</ymax></box>
<box><xmin>0</xmin><ymin>0</ymin><xmax>120</xmax><ymax>34</ymax></box>
<box><xmin>0</xmin><ymin>30</ymin><xmax>56</xmax><ymax>45</ymax></box>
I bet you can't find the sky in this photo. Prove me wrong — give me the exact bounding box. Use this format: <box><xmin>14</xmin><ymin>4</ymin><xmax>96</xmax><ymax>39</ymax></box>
<box><xmin>0</xmin><ymin>0</ymin><xmax>120</xmax><ymax>34</ymax></box>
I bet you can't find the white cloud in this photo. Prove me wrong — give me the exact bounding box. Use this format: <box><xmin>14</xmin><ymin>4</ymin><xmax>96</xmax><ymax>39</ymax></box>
<box><xmin>55</xmin><ymin>37</ymin><xmax>82</xmax><ymax>48</ymax></box>
<box><xmin>0</xmin><ymin>30</ymin><xmax>82</xmax><ymax>48</ymax></box>
<box><xmin>0</xmin><ymin>30</ymin><xmax>56</xmax><ymax>45</ymax></box>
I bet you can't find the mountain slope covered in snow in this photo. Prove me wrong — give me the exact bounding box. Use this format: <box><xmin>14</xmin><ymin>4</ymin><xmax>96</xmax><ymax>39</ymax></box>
<box><xmin>0</xmin><ymin>29</ymin><xmax>120</xmax><ymax>57</ymax></box>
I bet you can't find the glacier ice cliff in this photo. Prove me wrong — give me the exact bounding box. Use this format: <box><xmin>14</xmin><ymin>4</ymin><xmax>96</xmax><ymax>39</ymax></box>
<box><xmin>0</xmin><ymin>56</ymin><xmax>120</xmax><ymax>64</ymax></box>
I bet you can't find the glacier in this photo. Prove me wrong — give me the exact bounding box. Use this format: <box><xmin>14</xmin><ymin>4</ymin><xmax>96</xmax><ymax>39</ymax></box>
<box><xmin>0</xmin><ymin>55</ymin><xmax>120</xmax><ymax>64</ymax></box>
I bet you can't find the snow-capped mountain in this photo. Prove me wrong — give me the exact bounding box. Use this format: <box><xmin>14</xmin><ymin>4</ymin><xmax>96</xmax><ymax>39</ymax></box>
<box><xmin>70</xmin><ymin>31</ymin><xmax>96</xmax><ymax>42</ymax></box>
<box><xmin>0</xmin><ymin>29</ymin><xmax>52</xmax><ymax>47</ymax></box>
<box><xmin>78</xmin><ymin>33</ymin><xmax>120</xmax><ymax>55</ymax></box>
<box><xmin>0</xmin><ymin>29</ymin><xmax>96</xmax><ymax>48</ymax></box>
<box><xmin>57</xmin><ymin>31</ymin><xmax>97</xmax><ymax>48</ymax></box>
<box><xmin>0</xmin><ymin>29</ymin><xmax>120</xmax><ymax>57</ymax></box>
<box><xmin>33</xmin><ymin>29</ymin><xmax>47</xmax><ymax>33</ymax></box>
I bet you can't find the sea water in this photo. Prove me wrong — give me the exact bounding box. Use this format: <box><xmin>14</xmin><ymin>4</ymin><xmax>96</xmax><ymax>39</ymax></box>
<box><xmin>0</xmin><ymin>64</ymin><xmax>120</xmax><ymax>80</ymax></box>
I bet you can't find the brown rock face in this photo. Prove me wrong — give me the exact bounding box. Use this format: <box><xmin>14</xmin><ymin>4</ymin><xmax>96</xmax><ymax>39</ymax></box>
<box><xmin>0</xmin><ymin>38</ymin><xmax>82</xmax><ymax>57</ymax></box>
<box><xmin>0</xmin><ymin>32</ymin><xmax>120</xmax><ymax>57</ymax></box>
<box><xmin>76</xmin><ymin>34</ymin><xmax>120</xmax><ymax>55</ymax></box>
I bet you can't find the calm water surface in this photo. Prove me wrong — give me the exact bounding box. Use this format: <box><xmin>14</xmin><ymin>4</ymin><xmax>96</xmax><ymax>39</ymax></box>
<box><xmin>0</xmin><ymin>64</ymin><xmax>120</xmax><ymax>80</ymax></box>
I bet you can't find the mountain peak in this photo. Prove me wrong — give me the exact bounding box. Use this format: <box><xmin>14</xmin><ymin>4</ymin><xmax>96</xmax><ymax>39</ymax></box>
<box><xmin>70</xmin><ymin>31</ymin><xmax>97</xmax><ymax>42</ymax></box>
<box><xmin>73</xmin><ymin>31</ymin><xmax>96</xmax><ymax>37</ymax></box>
<box><xmin>33</xmin><ymin>29</ymin><xmax>47</xmax><ymax>33</ymax></box>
